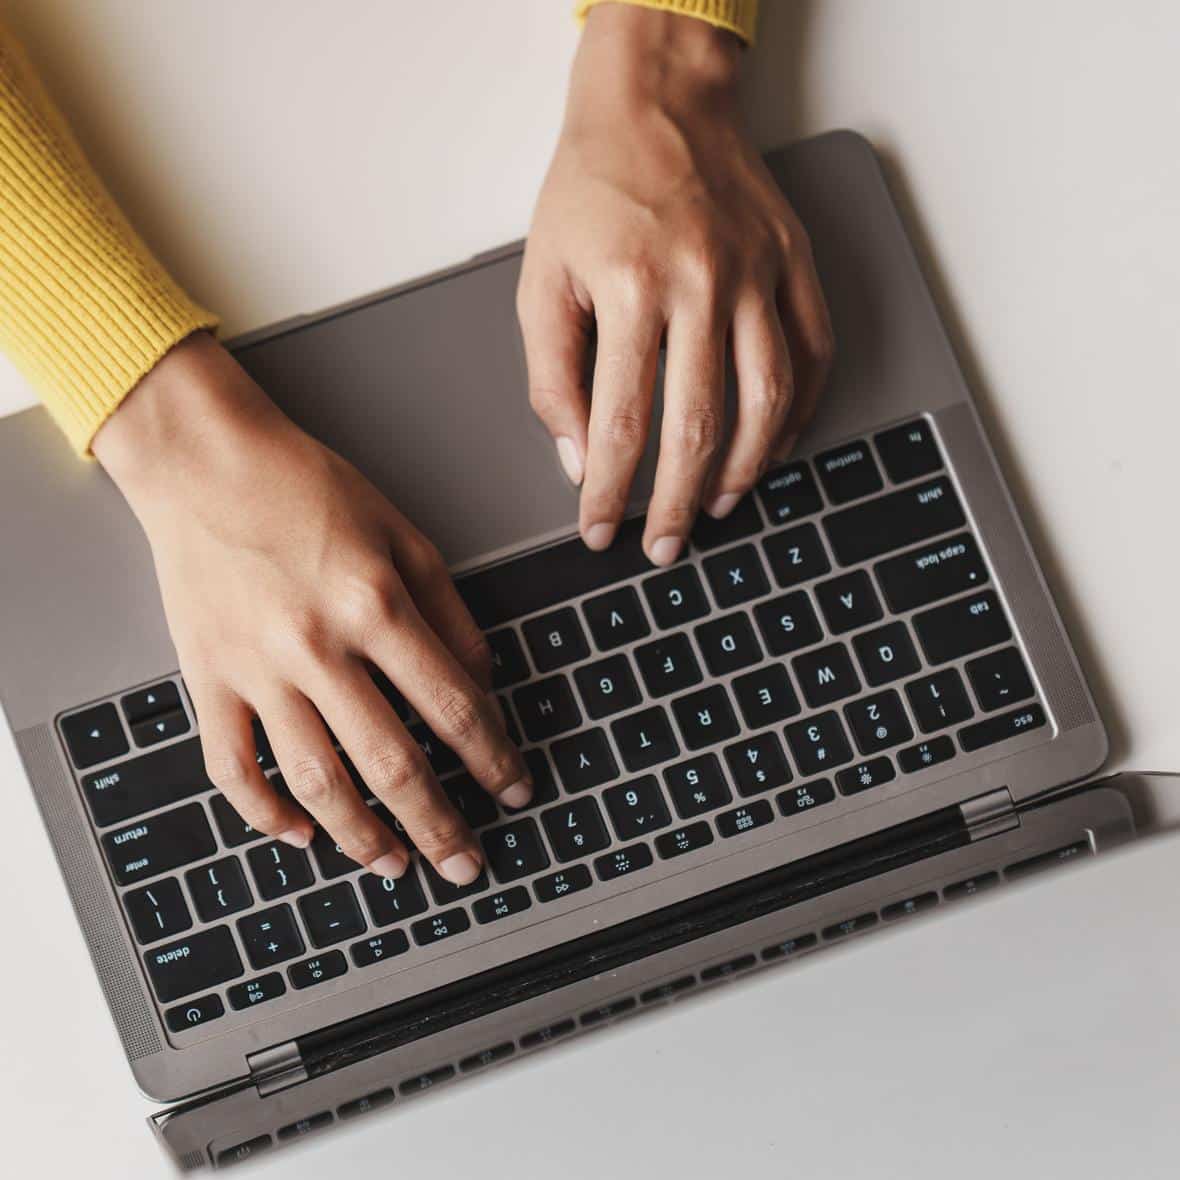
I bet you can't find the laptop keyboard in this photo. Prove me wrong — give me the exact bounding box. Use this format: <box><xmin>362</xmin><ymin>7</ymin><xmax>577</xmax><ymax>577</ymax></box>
<box><xmin>59</xmin><ymin>416</ymin><xmax>1048</xmax><ymax>1036</ymax></box>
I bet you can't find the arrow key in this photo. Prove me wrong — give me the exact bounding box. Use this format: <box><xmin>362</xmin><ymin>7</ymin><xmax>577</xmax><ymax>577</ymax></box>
<box><xmin>130</xmin><ymin>707</ymin><xmax>190</xmax><ymax>747</ymax></box>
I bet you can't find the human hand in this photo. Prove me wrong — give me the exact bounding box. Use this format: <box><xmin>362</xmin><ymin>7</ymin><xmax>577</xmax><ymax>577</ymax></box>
<box><xmin>93</xmin><ymin>333</ymin><xmax>532</xmax><ymax>885</ymax></box>
<box><xmin>518</xmin><ymin>4</ymin><xmax>833</xmax><ymax>566</ymax></box>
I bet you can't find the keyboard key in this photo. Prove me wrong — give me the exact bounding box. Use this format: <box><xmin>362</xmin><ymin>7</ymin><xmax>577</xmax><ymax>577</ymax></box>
<box><xmin>761</xmin><ymin>933</ymin><xmax>818</xmax><ymax>960</ymax></box>
<box><xmin>943</xmin><ymin>871</ymin><xmax>1000</xmax><ymax>900</ymax></box>
<box><xmin>338</xmin><ymin>1089</ymin><xmax>396</xmax><ymax>1119</ymax></box>
<box><xmin>906</xmin><ymin>668</ymin><xmax>974</xmax><ymax>732</ymax></box>
<box><xmin>966</xmin><ymin>646</ymin><xmax>1035</xmax><ymax>711</ymax></box>
<box><xmin>277</xmin><ymin>1112</ymin><xmax>334</xmax><ymax>1142</ymax></box>
<box><xmin>732</xmin><ymin>664</ymin><xmax>802</xmax><ymax>729</ymax></box>
<box><xmin>411</xmin><ymin>908</ymin><xmax>472</xmax><ymax>946</ymax></box>
<box><xmin>81</xmin><ymin>736</ymin><xmax>212</xmax><ymax>828</ymax></box>
<box><xmin>634</xmin><ymin>633</ymin><xmax>702</xmax><ymax>697</ymax></box>
<box><xmin>513</xmin><ymin>676</ymin><xmax>582</xmax><ymax>742</ymax></box>
<box><xmin>642</xmin><ymin>565</ymin><xmax>711</xmax><ymax>629</ymax></box>
<box><xmin>611</xmin><ymin>706</ymin><xmax>679</xmax><ymax>772</ymax></box>
<box><xmin>251</xmin><ymin>719</ymin><xmax>278</xmax><ymax>772</ymax></box>
<box><xmin>445</xmin><ymin>773</ymin><xmax>499</xmax><ymax>829</ymax></box>
<box><xmin>359</xmin><ymin>867</ymin><xmax>429</xmax><ymax>929</ymax></box>
<box><xmin>306</xmin><ymin>830</ymin><xmax>359</xmax><ymax>880</ymax></box>
<box><xmin>1007</xmin><ymin>839</ymin><xmax>1091</xmax><ymax>882</ymax></box>
<box><xmin>473</xmin><ymin>886</ymin><xmax>532</xmax><ymax>924</ymax></box>
<box><xmin>460</xmin><ymin>1042</ymin><xmax>516</xmax><ymax>1072</ymax></box>
<box><xmin>897</xmin><ymin>735</ymin><xmax>956</xmax><ymax>773</ymax></box>
<box><xmin>757</xmin><ymin>461</ymin><xmax>823</xmax><ymax>525</ymax></box>
<box><xmin>691</xmin><ymin>494</ymin><xmax>764</xmax><ymax>550</ymax></box>
<box><xmin>131</xmin><ymin>708</ymin><xmax>190</xmax><ymax>748</ymax></box>
<box><xmin>503</xmin><ymin>749</ymin><xmax>560</xmax><ymax>814</ymax></box>
<box><xmin>594</xmin><ymin>842</ymin><xmax>654</xmax><ymax>881</ymax></box>
<box><xmin>852</xmin><ymin>621</ymin><xmax>921</xmax><ymax>686</ymax></box>
<box><xmin>753</xmin><ymin>590</ymin><xmax>823</xmax><ymax>656</ymax></box>
<box><xmin>217</xmin><ymin>1138</ymin><xmax>272</xmax><ymax>1167</ymax></box>
<box><xmin>814</xmin><ymin>570</ymin><xmax>883</xmax><ymax>634</ymax></box>
<box><xmin>481</xmin><ymin>818</ymin><xmax>550</xmax><ymax>882</ymax></box>
<box><xmin>350</xmin><ymin>930</ymin><xmax>410</xmax><ymax>967</ymax></box>
<box><xmin>785</xmin><ymin>712</ymin><xmax>854</xmax><ymax>776</ymax></box>
<box><xmin>574</xmin><ymin>655</ymin><xmax>642</xmax><ymax>720</ymax></box>
<box><xmin>165</xmin><ymin>993</ymin><xmax>224</xmax><ymax>1033</ymax></box>
<box><xmin>716</xmin><ymin>799</ymin><xmax>775</xmax><ymax>838</ymax></box>
<box><xmin>581</xmin><ymin>997</ymin><xmax>637</xmax><ymax>1026</ymax></box>
<box><xmin>551</xmin><ymin>727</ymin><xmax>618</xmax><ymax>792</ymax></box>
<box><xmin>421</xmin><ymin>860</ymin><xmax>489</xmax><ymax>906</ymax></box>
<box><xmin>815</xmin><ymin>440</ymin><xmax>883</xmax><ymax>503</ymax></box>
<box><xmin>844</xmin><ymin>689</ymin><xmax>913</xmax><ymax>755</ymax></box>
<box><xmin>121</xmin><ymin>681</ymin><xmax>182</xmax><ymax>725</ymax></box>
<box><xmin>824</xmin><ymin>913</ymin><xmax>878</xmax><ymax>939</ymax></box>
<box><xmin>186</xmin><ymin>857</ymin><xmax>253</xmax><ymax>922</ymax></box>
<box><xmin>837</xmin><ymin>756</ymin><xmax>896</xmax><ymax>795</ymax></box>
<box><xmin>210</xmin><ymin>793</ymin><xmax>265</xmax><ymax>848</ymax></box>
<box><xmin>762</xmin><ymin>522</ymin><xmax>831</xmax><ymax>587</ymax></box>
<box><xmin>542</xmin><ymin>796</ymin><xmax>611</xmax><ymax>862</ymax></box>
<box><xmin>776</xmin><ymin>778</ymin><xmax>837</xmax><ymax>817</ymax></box>
<box><xmin>603</xmin><ymin>776</ymin><xmax>672</xmax><ymax>840</ymax></box>
<box><xmin>582</xmin><ymin>585</ymin><xmax>651</xmax><ymax>650</ymax></box>
<box><xmin>700</xmin><ymin>953</ymin><xmax>757</xmax><ymax>981</ymax></box>
<box><xmin>246</xmin><ymin>842</ymin><xmax>314</xmax><ymax>901</ymax></box>
<box><xmin>664</xmin><ymin>754</ymin><xmax>731</xmax><ymax>818</ymax></box>
<box><xmin>228</xmin><ymin>972</ymin><xmax>287</xmax><ymax>1010</ymax></box>
<box><xmin>702</xmin><ymin>543</ymin><xmax>770</xmax><ymax>608</ymax></box>
<box><xmin>533</xmin><ymin>863</ymin><xmax>593</xmax><ymax>903</ymax></box>
<box><xmin>486</xmin><ymin>628</ymin><xmax>531</xmax><ymax>688</ymax></box>
<box><xmin>656</xmin><ymin>822</ymin><xmax>714</xmax><ymax>859</ymax></box>
<box><xmin>400</xmin><ymin>1066</ymin><xmax>456</xmax><ymax>1094</ymax></box>
<box><xmin>825</xmin><ymin>476</ymin><xmax>965</xmax><ymax>567</ymax></box>
<box><xmin>724</xmin><ymin>732</ymin><xmax>792</xmax><ymax>796</ymax></box>
<box><xmin>881</xmin><ymin>892</ymin><xmax>939</xmax><ymax>920</ymax></box>
<box><xmin>290</xmin><ymin>950</ymin><xmax>348</xmax><ymax>989</ymax></box>
<box><xmin>299</xmin><ymin>882</ymin><xmax>367</xmax><ymax>948</ymax></box>
<box><xmin>124</xmin><ymin>878</ymin><xmax>191</xmax><ymax>944</ymax></box>
<box><xmin>523</xmin><ymin>607</ymin><xmax>590</xmax><ymax>672</ymax></box>
<box><xmin>874</xmin><ymin>533</ymin><xmax>988</xmax><ymax>612</ymax></box>
<box><xmin>640</xmin><ymin>976</ymin><xmax>697</xmax><ymax>1004</ymax></box>
<box><xmin>874</xmin><ymin>418</ymin><xmax>942</xmax><ymax>483</ymax></box>
<box><xmin>238</xmin><ymin>904</ymin><xmax>305</xmax><ymax>969</ymax></box>
<box><xmin>914</xmin><ymin>590</ymin><xmax>1011</xmax><ymax>666</ymax></box>
<box><xmin>407</xmin><ymin>725</ymin><xmax>460</xmax><ymax>777</ymax></box>
<box><xmin>694</xmin><ymin>612</ymin><xmax>763</xmax><ymax>676</ymax></box>
<box><xmin>792</xmin><ymin>643</ymin><xmax>861</xmax><ymax>708</ymax></box>
<box><xmin>61</xmin><ymin>702</ymin><xmax>128</xmax><ymax>769</ymax></box>
<box><xmin>144</xmin><ymin>926</ymin><xmax>244</xmax><ymax>1003</ymax></box>
<box><xmin>959</xmin><ymin>704</ymin><xmax>1047</xmax><ymax>752</ymax></box>
<box><xmin>671</xmin><ymin>685</ymin><xmax>740</xmax><ymax>750</ymax></box>
<box><xmin>102</xmin><ymin>802</ymin><xmax>216</xmax><ymax>887</ymax></box>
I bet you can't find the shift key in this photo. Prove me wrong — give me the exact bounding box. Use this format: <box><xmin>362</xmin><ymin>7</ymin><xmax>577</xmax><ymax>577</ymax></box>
<box><xmin>824</xmin><ymin>477</ymin><xmax>965</xmax><ymax>566</ymax></box>
<box><xmin>102</xmin><ymin>802</ymin><xmax>217</xmax><ymax>886</ymax></box>
<box><xmin>82</xmin><ymin>737</ymin><xmax>213</xmax><ymax>827</ymax></box>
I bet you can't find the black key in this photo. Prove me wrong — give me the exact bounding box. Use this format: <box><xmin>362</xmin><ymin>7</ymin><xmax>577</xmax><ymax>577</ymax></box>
<box><xmin>501</xmin><ymin>695</ymin><xmax>523</xmax><ymax>747</ymax></box>
<box><xmin>594</xmin><ymin>842</ymin><xmax>654</xmax><ymax>882</ymax></box>
<box><xmin>581</xmin><ymin>997</ymin><xmax>637</xmax><ymax>1026</ymax></box>
<box><xmin>732</xmin><ymin>664</ymin><xmax>802</xmax><ymax>729</ymax></box>
<box><xmin>853</xmin><ymin>621</ymin><xmax>921</xmax><ymax>686</ymax></box>
<box><xmin>61</xmin><ymin>702</ymin><xmax>128</xmax><ymax>770</ymax></box>
<box><xmin>574</xmin><ymin>655</ymin><xmax>642</xmax><ymax>720</ymax></box>
<box><xmin>251</xmin><ymin>718</ymin><xmax>277</xmax><ymax>772</ymax></box>
<box><xmin>943</xmin><ymin>871</ymin><xmax>1000</xmax><ymax>900</ymax></box>
<box><xmin>815</xmin><ymin>439</ymin><xmax>884</xmax><ymax>503</ymax></box>
<box><xmin>277</xmin><ymin>1112</ymin><xmax>334</xmax><ymax>1142</ymax></box>
<box><xmin>217</xmin><ymin>1138</ymin><xmax>272</xmax><ymax>1167</ymax></box>
<box><xmin>408</xmin><ymin>725</ymin><xmax>461</xmax><ymax>777</ymax></box>
<box><xmin>656</xmin><ymin>821</ymin><xmax>714</xmax><ymax>859</ymax></box>
<box><xmin>642</xmin><ymin>565</ymin><xmax>710</xmax><ymax>629</ymax></box>
<box><xmin>824</xmin><ymin>913</ymin><xmax>878</xmax><ymax>939</ymax></box>
<box><xmin>351</xmin><ymin>930</ymin><xmax>410</xmax><ymax>967</ymax></box>
<box><xmin>513</xmin><ymin>676</ymin><xmax>582</xmax><ymax>742</ymax></box>
<box><xmin>131</xmin><ymin>707</ymin><xmax>190</xmax><ymax>748</ymax></box>
<box><xmin>582</xmin><ymin>585</ymin><xmax>650</xmax><ymax>650</ymax></box>
<box><xmin>421</xmin><ymin>860</ymin><xmax>489</xmax><ymax>906</ymax></box>
<box><xmin>700</xmin><ymin>954</ymin><xmax>757</xmax><ymax>981</ymax></box>
<box><xmin>757</xmin><ymin>461</ymin><xmax>823</xmax><ymax>525</ymax></box>
<box><xmin>874</xmin><ymin>418</ymin><xmax>942</xmax><ymax>483</ymax></box>
<box><xmin>121</xmin><ymin>680</ymin><xmax>182</xmax><ymax>725</ymax></box>
<box><xmin>906</xmin><ymin>668</ymin><xmax>974</xmax><ymax>732</ymax></box>
<box><xmin>966</xmin><ymin>646</ymin><xmax>1035</xmax><ymax>711</ymax></box>
<box><xmin>481</xmin><ymin>818</ymin><xmax>550</xmax><ymax>882</ymax></box>
<box><xmin>299</xmin><ymin>882</ymin><xmax>367</xmax><ymax>948</ymax></box>
<box><xmin>338</xmin><ymin>1089</ymin><xmax>396</xmax><ymax>1119</ymax></box>
<box><xmin>611</xmin><ymin>706</ymin><xmax>679</xmax><ymax>772</ymax></box>
<box><xmin>694</xmin><ymin>612</ymin><xmax>762</xmax><ymax>676</ymax></box>
<box><xmin>844</xmin><ymin>689</ymin><xmax>913</xmax><ymax>755</ymax></box>
<box><xmin>522</xmin><ymin>607</ymin><xmax>590</xmax><ymax>672</ymax></box>
<box><xmin>102</xmin><ymin>802</ymin><xmax>216</xmax><ymax>887</ymax></box>
<box><xmin>753</xmin><ymin>590</ymin><xmax>824</xmax><ymax>656</ymax></box>
<box><xmin>792</xmin><ymin>643</ymin><xmax>861</xmax><ymax>708</ymax></box>
<box><xmin>814</xmin><ymin>570</ymin><xmax>883</xmax><ymax>634</ymax></box>
<box><xmin>691</xmin><ymin>494</ymin><xmax>764</xmax><ymax>550</ymax></box>
<box><xmin>640</xmin><ymin>976</ymin><xmax>696</xmax><ymax>1003</ymax></box>
<box><xmin>914</xmin><ymin>590</ymin><xmax>1011</xmax><ymax>665</ymax></box>
<box><xmin>246</xmin><ymin>842</ymin><xmax>314</xmax><ymax>901</ymax></box>
<box><xmin>310</xmin><ymin>829</ymin><xmax>362</xmax><ymax>879</ymax></box>
<box><xmin>874</xmin><ymin>533</ymin><xmax>988</xmax><ymax>612</ymax></box>
<box><xmin>551</xmin><ymin>727</ymin><xmax>619</xmax><ymax>791</ymax></box>
<box><xmin>446</xmin><ymin>773</ymin><xmax>499</xmax><ymax>829</ymax></box>
<box><xmin>541</xmin><ymin>796</ymin><xmax>611</xmax><ymax>862</ymax></box>
<box><xmin>359</xmin><ymin>868</ymin><xmax>429</xmax><ymax>926</ymax></box>
<box><xmin>1006</xmin><ymin>839</ymin><xmax>1090</xmax><ymax>880</ymax></box>
<box><xmin>603</xmin><ymin>776</ymin><xmax>672</xmax><ymax>840</ymax></box>
<box><xmin>824</xmin><ymin>476</ymin><xmax>965</xmax><ymax>567</ymax></box>
<box><xmin>534</xmin><ymin>863</ymin><xmax>593</xmax><ymax>903</ymax></box>
<box><xmin>664</xmin><ymin>754</ymin><xmax>731</xmax><ymax>818</ymax></box>
<box><xmin>460</xmin><ymin>1042</ymin><xmax>516</xmax><ymax>1072</ymax></box>
<box><xmin>238</xmin><ymin>904</ymin><xmax>305</xmax><ymax>969</ymax></box>
<box><xmin>671</xmin><ymin>685</ymin><xmax>740</xmax><ymax>750</ymax></box>
<box><xmin>411</xmin><ymin>907</ymin><xmax>472</xmax><ymax>946</ymax></box>
<box><xmin>165</xmin><ymin>993</ymin><xmax>225</xmax><ymax>1034</ymax></box>
<box><xmin>702</xmin><ymin>544</ymin><xmax>770</xmax><ymax>608</ymax></box>
<box><xmin>81</xmin><ymin>736</ymin><xmax>212</xmax><ymax>828</ymax></box>
<box><xmin>473</xmin><ymin>886</ymin><xmax>532</xmax><ymax>924</ymax></box>
<box><xmin>144</xmin><ymin>926</ymin><xmax>243</xmax><ymax>1003</ymax></box>
<box><xmin>634</xmin><ymin>633</ymin><xmax>703</xmax><ymax>697</ymax></box>
<box><xmin>724</xmin><ymin>732</ymin><xmax>792</xmax><ymax>797</ymax></box>
<box><xmin>400</xmin><ymin>1066</ymin><xmax>456</xmax><ymax>1094</ymax></box>
<box><xmin>762</xmin><ymin>522</ymin><xmax>831</xmax><ymax>587</ymax></box>
<box><xmin>227</xmin><ymin>972</ymin><xmax>287</xmax><ymax>1010</ymax></box>
<box><xmin>716</xmin><ymin>799</ymin><xmax>775</xmax><ymax>838</ymax></box>
<box><xmin>897</xmin><ymin>735</ymin><xmax>956</xmax><ymax>773</ymax></box>
<box><xmin>486</xmin><ymin>628</ymin><xmax>531</xmax><ymax>689</ymax></box>
<box><xmin>776</xmin><ymin>778</ymin><xmax>837</xmax><ymax>818</ymax></box>
<box><xmin>882</xmin><ymin>892</ymin><xmax>939</xmax><ymax>920</ymax></box>
<box><xmin>837</xmin><ymin>756</ymin><xmax>896</xmax><ymax>795</ymax></box>
<box><xmin>503</xmin><ymin>749</ymin><xmax>561</xmax><ymax>814</ymax></box>
<box><xmin>959</xmin><ymin>704</ymin><xmax>1047</xmax><ymax>752</ymax></box>
<box><xmin>210</xmin><ymin>793</ymin><xmax>265</xmax><ymax>848</ymax></box>
<box><xmin>124</xmin><ymin>878</ymin><xmax>191</xmax><ymax>944</ymax></box>
<box><xmin>186</xmin><ymin>856</ymin><xmax>253</xmax><ymax>922</ymax></box>
<box><xmin>290</xmin><ymin>950</ymin><xmax>348</xmax><ymax>989</ymax></box>
<box><xmin>761</xmin><ymin>932</ymin><xmax>818</xmax><ymax>960</ymax></box>
<box><xmin>785</xmin><ymin>712</ymin><xmax>854</xmax><ymax>776</ymax></box>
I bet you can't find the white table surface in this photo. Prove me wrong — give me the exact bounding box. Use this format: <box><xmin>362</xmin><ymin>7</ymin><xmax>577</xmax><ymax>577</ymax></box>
<box><xmin>0</xmin><ymin>1</ymin><xmax>1177</xmax><ymax>1174</ymax></box>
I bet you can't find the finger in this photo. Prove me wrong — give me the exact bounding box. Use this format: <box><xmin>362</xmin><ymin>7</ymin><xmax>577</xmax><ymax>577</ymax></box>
<box><xmin>703</xmin><ymin>289</ymin><xmax>794</xmax><ymax>517</ymax></box>
<box><xmin>259</xmin><ymin>686</ymin><xmax>410</xmax><ymax>879</ymax></box>
<box><xmin>578</xmin><ymin>302</ymin><xmax>662</xmax><ymax>550</ymax></box>
<box><xmin>189</xmin><ymin>680</ymin><xmax>313</xmax><ymax>847</ymax></box>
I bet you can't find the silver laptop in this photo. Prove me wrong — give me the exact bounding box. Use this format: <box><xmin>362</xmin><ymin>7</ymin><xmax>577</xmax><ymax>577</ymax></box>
<box><xmin>0</xmin><ymin>130</ymin><xmax>1142</xmax><ymax>1169</ymax></box>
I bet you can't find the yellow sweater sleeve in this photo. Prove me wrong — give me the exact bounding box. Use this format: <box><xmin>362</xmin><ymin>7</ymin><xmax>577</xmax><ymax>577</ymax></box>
<box><xmin>576</xmin><ymin>0</ymin><xmax>759</xmax><ymax>44</ymax></box>
<box><xmin>0</xmin><ymin>26</ymin><xmax>217</xmax><ymax>454</ymax></box>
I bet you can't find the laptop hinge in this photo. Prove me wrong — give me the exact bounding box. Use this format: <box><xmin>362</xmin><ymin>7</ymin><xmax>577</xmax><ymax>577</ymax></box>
<box><xmin>247</xmin><ymin>1040</ymin><xmax>307</xmax><ymax>1097</ymax></box>
<box><xmin>959</xmin><ymin>787</ymin><xmax>1018</xmax><ymax>841</ymax></box>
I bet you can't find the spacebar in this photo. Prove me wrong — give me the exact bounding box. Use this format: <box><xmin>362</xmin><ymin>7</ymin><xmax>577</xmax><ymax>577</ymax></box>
<box><xmin>457</xmin><ymin>516</ymin><xmax>652</xmax><ymax>629</ymax></box>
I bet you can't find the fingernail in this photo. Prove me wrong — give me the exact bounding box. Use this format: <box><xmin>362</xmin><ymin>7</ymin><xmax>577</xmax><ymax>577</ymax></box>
<box><xmin>499</xmin><ymin>779</ymin><xmax>533</xmax><ymax>809</ymax></box>
<box><xmin>370</xmin><ymin>851</ymin><xmax>408</xmax><ymax>879</ymax></box>
<box><xmin>649</xmin><ymin>535</ymin><xmax>682</xmax><ymax>567</ymax></box>
<box><xmin>773</xmin><ymin>432</ymin><xmax>800</xmax><ymax>463</ymax></box>
<box><xmin>439</xmin><ymin>851</ymin><xmax>482</xmax><ymax>886</ymax></box>
<box><xmin>584</xmin><ymin>522</ymin><xmax>616</xmax><ymax>551</ymax></box>
<box><xmin>705</xmin><ymin>491</ymin><xmax>741</xmax><ymax>520</ymax></box>
<box><xmin>555</xmin><ymin>436</ymin><xmax>584</xmax><ymax>486</ymax></box>
<box><xmin>277</xmin><ymin>828</ymin><xmax>311</xmax><ymax>849</ymax></box>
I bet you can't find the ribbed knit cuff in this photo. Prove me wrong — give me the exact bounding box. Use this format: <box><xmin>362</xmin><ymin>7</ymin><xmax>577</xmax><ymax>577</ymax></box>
<box><xmin>575</xmin><ymin>0</ymin><xmax>759</xmax><ymax>44</ymax></box>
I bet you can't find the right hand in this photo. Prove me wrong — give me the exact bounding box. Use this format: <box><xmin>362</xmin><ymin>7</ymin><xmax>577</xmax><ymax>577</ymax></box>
<box><xmin>93</xmin><ymin>332</ymin><xmax>532</xmax><ymax>886</ymax></box>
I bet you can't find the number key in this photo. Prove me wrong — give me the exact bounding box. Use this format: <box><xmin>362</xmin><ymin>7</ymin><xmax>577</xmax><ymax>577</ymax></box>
<box><xmin>603</xmin><ymin>776</ymin><xmax>672</xmax><ymax>841</ymax></box>
<box><xmin>905</xmin><ymin>668</ymin><xmax>974</xmax><ymax>733</ymax></box>
<box><xmin>481</xmin><ymin>818</ymin><xmax>550</xmax><ymax>883</ymax></box>
<box><xmin>663</xmin><ymin>754</ymin><xmax>731</xmax><ymax>819</ymax></box>
<box><xmin>541</xmin><ymin>797</ymin><xmax>610</xmax><ymax>862</ymax></box>
<box><xmin>844</xmin><ymin>689</ymin><xmax>913</xmax><ymax>755</ymax></box>
<box><xmin>785</xmin><ymin>711</ymin><xmax>854</xmax><ymax>776</ymax></box>
<box><xmin>724</xmin><ymin>732</ymin><xmax>792</xmax><ymax>797</ymax></box>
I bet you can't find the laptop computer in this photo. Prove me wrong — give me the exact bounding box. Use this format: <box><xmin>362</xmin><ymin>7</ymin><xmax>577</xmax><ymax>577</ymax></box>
<box><xmin>0</xmin><ymin>130</ymin><xmax>1141</xmax><ymax>1168</ymax></box>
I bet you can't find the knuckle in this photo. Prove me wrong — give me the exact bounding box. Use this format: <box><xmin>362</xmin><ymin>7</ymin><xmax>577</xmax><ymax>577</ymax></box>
<box><xmin>203</xmin><ymin>751</ymin><xmax>254</xmax><ymax>793</ymax></box>
<box><xmin>669</xmin><ymin>403</ymin><xmax>723</xmax><ymax>460</ymax></box>
<box><xmin>362</xmin><ymin>746</ymin><xmax>430</xmax><ymax>795</ymax></box>
<box><xmin>431</xmin><ymin>687</ymin><xmax>485</xmax><ymax>744</ymax></box>
<box><xmin>608</xmin><ymin>257</ymin><xmax>662</xmax><ymax>310</ymax></box>
<box><xmin>414</xmin><ymin>815</ymin><xmax>469</xmax><ymax>856</ymax></box>
<box><xmin>745</xmin><ymin>366</ymin><xmax>792</xmax><ymax>421</ymax></box>
<box><xmin>463</xmin><ymin>632</ymin><xmax>494</xmax><ymax>682</ymax></box>
<box><xmin>337</xmin><ymin>830</ymin><xmax>387</xmax><ymax>868</ymax></box>
<box><xmin>339</xmin><ymin>568</ymin><xmax>403</xmax><ymax>632</ymax></box>
<box><xmin>286</xmin><ymin>755</ymin><xmax>341</xmax><ymax>808</ymax></box>
<box><xmin>653</xmin><ymin>502</ymin><xmax>697</xmax><ymax>534</ymax></box>
<box><xmin>602</xmin><ymin>408</ymin><xmax>647</xmax><ymax>452</ymax></box>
